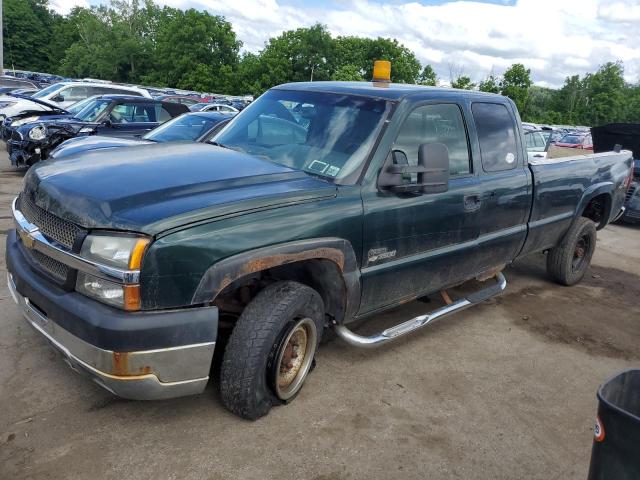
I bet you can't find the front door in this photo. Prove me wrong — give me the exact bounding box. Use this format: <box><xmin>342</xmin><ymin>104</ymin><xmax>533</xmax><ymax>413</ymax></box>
<box><xmin>360</xmin><ymin>102</ymin><xmax>482</xmax><ymax>314</ymax></box>
<box><xmin>96</xmin><ymin>103</ymin><xmax>158</xmax><ymax>138</ymax></box>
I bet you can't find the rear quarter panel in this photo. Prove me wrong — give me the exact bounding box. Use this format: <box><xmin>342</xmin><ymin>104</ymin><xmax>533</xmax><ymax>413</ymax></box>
<box><xmin>521</xmin><ymin>151</ymin><xmax>632</xmax><ymax>256</ymax></box>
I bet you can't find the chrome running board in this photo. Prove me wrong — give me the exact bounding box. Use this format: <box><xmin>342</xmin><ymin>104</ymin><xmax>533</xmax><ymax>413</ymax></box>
<box><xmin>334</xmin><ymin>272</ymin><xmax>507</xmax><ymax>348</ymax></box>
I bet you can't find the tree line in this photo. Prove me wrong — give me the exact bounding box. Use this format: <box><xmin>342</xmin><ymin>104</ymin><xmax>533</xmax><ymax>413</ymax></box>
<box><xmin>4</xmin><ymin>0</ymin><xmax>639</xmax><ymax>126</ymax></box>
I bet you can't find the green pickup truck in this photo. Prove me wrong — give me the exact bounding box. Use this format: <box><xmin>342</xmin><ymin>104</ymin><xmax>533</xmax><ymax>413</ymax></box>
<box><xmin>7</xmin><ymin>81</ymin><xmax>634</xmax><ymax>419</ymax></box>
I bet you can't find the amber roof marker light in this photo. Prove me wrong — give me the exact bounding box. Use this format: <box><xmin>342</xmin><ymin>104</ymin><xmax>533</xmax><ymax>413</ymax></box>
<box><xmin>372</xmin><ymin>60</ymin><xmax>391</xmax><ymax>84</ymax></box>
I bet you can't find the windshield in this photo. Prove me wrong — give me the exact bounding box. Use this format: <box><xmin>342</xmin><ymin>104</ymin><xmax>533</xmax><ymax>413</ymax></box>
<box><xmin>74</xmin><ymin>99</ymin><xmax>111</xmax><ymax>122</ymax></box>
<box><xmin>66</xmin><ymin>96</ymin><xmax>99</xmax><ymax>115</ymax></box>
<box><xmin>213</xmin><ymin>89</ymin><xmax>390</xmax><ymax>183</ymax></box>
<box><xmin>33</xmin><ymin>83</ymin><xmax>66</xmax><ymax>99</ymax></box>
<box><xmin>144</xmin><ymin>113</ymin><xmax>220</xmax><ymax>142</ymax></box>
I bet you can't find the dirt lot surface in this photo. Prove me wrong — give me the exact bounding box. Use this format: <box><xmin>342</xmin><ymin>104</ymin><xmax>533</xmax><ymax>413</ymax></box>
<box><xmin>0</xmin><ymin>153</ymin><xmax>638</xmax><ymax>480</ymax></box>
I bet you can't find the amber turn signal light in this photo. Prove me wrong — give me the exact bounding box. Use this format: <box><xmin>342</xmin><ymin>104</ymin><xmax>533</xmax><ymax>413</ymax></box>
<box><xmin>128</xmin><ymin>238</ymin><xmax>150</xmax><ymax>270</ymax></box>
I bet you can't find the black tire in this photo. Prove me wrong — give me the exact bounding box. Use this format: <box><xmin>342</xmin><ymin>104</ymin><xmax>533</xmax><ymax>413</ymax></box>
<box><xmin>546</xmin><ymin>217</ymin><xmax>597</xmax><ymax>286</ymax></box>
<box><xmin>220</xmin><ymin>281</ymin><xmax>324</xmax><ymax>420</ymax></box>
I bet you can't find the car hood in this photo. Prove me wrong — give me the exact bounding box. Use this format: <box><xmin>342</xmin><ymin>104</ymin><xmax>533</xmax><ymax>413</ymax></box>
<box><xmin>23</xmin><ymin>142</ymin><xmax>336</xmax><ymax>235</ymax></box>
<box><xmin>51</xmin><ymin>135</ymin><xmax>152</xmax><ymax>160</ymax></box>
<box><xmin>0</xmin><ymin>94</ymin><xmax>63</xmax><ymax>113</ymax></box>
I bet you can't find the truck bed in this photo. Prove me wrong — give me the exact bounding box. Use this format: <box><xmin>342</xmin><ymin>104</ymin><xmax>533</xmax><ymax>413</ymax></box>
<box><xmin>520</xmin><ymin>150</ymin><xmax>633</xmax><ymax>257</ymax></box>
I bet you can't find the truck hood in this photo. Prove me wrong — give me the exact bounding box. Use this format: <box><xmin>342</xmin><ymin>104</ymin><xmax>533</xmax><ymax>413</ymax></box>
<box><xmin>50</xmin><ymin>135</ymin><xmax>152</xmax><ymax>160</ymax></box>
<box><xmin>23</xmin><ymin>142</ymin><xmax>337</xmax><ymax>235</ymax></box>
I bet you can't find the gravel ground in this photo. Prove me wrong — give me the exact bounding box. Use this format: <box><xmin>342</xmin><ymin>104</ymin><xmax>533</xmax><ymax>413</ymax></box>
<box><xmin>0</xmin><ymin>151</ymin><xmax>638</xmax><ymax>480</ymax></box>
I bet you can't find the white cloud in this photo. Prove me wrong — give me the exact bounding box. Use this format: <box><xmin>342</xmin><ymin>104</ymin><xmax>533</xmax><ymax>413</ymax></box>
<box><xmin>50</xmin><ymin>0</ymin><xmax>88</xmax><ymax>14</ymax></box>
<box><xmin>69</xmin><ymin>0</ymin><xmax>640</xmax><ymax>88</ymax></box>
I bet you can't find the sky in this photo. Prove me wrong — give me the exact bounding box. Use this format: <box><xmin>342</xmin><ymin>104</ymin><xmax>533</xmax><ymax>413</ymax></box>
<box><xmin>50</xmin><ymin>0</ymin><xmax>640</xmax><ymax>88</ymax></box>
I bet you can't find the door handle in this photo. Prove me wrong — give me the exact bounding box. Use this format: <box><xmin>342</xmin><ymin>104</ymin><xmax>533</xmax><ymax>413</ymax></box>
<box><xmin>463</xmin><ymin>194</ymin><xmax>482</xmax><ymax>212</ymax></box>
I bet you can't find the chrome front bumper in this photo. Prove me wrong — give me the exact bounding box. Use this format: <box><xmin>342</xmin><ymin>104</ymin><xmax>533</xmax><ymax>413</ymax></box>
<box><xmin>8</xmin><ymin>273</ymin><xmax>214</xmax><ymax>400</ymax></box>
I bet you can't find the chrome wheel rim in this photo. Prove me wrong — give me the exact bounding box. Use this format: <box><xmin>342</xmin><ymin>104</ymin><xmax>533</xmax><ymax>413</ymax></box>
<box><xmin>274</xmin><ymin>317</ymin><xmax>317</xmax><ymax>400</ymax></box>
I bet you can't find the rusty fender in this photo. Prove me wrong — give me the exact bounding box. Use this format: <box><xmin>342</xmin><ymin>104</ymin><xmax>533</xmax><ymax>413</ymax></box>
<box><xmin>191</xmin><ymin>238</ymin><xmax>361</xmax><ymax>322</ymax></box>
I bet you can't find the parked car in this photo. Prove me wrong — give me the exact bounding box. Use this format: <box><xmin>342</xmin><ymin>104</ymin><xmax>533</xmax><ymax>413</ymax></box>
<box><xmin>6</xmin><ymin>79</ymin><xmax>633</xmax><ymax>420</ymax></box>
<box><xmin>0</xmin><ymin>75</ymin><xmax>40</xmax><ymax>90</ymax></box>
<box><xmin>49</xmin><ymin>111</ymin><xmax>235</xmax><ymax>160</ymax></box>
<box><xmin>6</xmin><ymin>95</ymin><xmax>188</xmax><ymax>167</ymax></box>
<box><xmin>525</xmin><ymin>129</ymin><xmax>550</xmax><ymax>161</ymax></box>
<box><xmin>2</xmin><ymin>95</ymin><xmax>111</xmax><ymax>140</ymax></box>
<box><xmin>592</xmin><ymin>123</ymin><xmax>640</xmax><ymax>223</ymax></box>
<box><xmin>0</xmin><ymin>87</ymin><xmax>39</xmax><ymax>96</ymax></box>
<box><xmin>154</xmin><ymin>95</ymin><xmax>204</xmax><ymax>107</ymax></box>
<box><xmin>553</xmin><ymin>132</ymin><xmax>593</xmax><ymax>150</ymax></box>
<box><xmin>0</xmin><ymin>81</ymin><xmax>152</xmax><ymax>121</ymax></box>
<box><xmin>189</xmin><ymin>103</ymin><xmax>239</xmax><ymax>114</ymax></box>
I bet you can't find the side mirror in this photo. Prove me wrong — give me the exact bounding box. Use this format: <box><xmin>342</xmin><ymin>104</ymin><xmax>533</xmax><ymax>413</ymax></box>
<box><xmin>102</xmin><ymin>118</ymin><xmax>113</xmax><ymax>128</ymax></box>
<box><xmin>378</xmin><ymin>143</ymin><xmax>450</xmax><ymax>194</ymax></box>
<box><xmin>51</xmin><ymin>95</ymin><xmax>64</xmax><ymax>103</ymax></box>
<box><xmin>418</xmin><ymin>143</ymin><xmax>450</xmax><ymax>194</ymax></box>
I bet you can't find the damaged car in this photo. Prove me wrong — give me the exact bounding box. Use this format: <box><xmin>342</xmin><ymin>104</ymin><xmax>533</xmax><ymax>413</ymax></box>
<box><xmin>49</xmin><ymin>111</ymin><xmax>235</xmax><ymax>160</ymax></box>
<box><xmin>6</xmin><ymin>95</ymin><xmax>188</xmax><ymax>167</ymax></box>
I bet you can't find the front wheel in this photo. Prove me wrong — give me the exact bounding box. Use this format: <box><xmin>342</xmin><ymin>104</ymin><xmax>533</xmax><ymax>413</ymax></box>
<box><xmin>220</xmin><ymin>281</ymin><xmax>324</xmax><ymax>420</ymax></box>
<box><xmin>546</xmin><ymin>217</ymin><xmax>597</xmax><ymax>286</ymax></box>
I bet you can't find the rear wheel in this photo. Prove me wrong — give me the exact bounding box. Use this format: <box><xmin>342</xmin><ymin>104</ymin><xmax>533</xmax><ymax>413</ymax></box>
<box><xmin>220</xmin><ymin>281</ymin><xmax>324</xmax><ymax>420</ymax></box>
<box><xmin>546</xmin><ymin>217</ymin><xmax>597</xmax><ymax>286</ymax></box>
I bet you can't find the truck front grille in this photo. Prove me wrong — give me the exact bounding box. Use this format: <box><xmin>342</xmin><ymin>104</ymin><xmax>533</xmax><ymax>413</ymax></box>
<box><xmin>31</xmin><ymin>250</ymin><xmax>70</xmax><ymax>282</ymax></box>
<box><xmin>18</xmin><ymin>193</ymin><xmax>85</xmax><ymax>250</ymax></box>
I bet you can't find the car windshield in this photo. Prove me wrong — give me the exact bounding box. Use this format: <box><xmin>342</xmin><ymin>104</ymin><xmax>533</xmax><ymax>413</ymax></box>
<box><xmin>144</xmin><ymin>114</ymin><xmax>220</xmax><ymax>142</ymax></box>
<box><xmin>189</xmin><ymin>103</ymin><xmax>208</xmax><ymax>112</ymax></box>
<box><xmin>213</xmin><ymin>89</ymin><xmax>390</xmax><ymax>183</ymax></box>
<box><xmin>66</xmin><ymin>96</ymin><xmax>99</xmax><ymax>115</ymax></box>
<box><xmin>73</xmin><ymin>99</ymin><xmax>111</xmax><ymax>122</ymax></box>
<box><xmin>559</xmin><ymin>135</ymin><xmax>583</xmax><ymax>144</ymax></box>
<box><xmin>33</xmin><ymin>83</ymin><xmax>65</xmax><ymax>99</ymax></box>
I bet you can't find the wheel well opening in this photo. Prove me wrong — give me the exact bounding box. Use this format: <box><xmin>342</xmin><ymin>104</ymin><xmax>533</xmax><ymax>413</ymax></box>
<box><xmin>582</xmin><ymin>193</ymin><xmax>611</xmax><ymax>229</ymax></box>
<box><xmin>213</xmin><ymin>259</ymin><xmax>346</xmax><ymax>328</ymax></box>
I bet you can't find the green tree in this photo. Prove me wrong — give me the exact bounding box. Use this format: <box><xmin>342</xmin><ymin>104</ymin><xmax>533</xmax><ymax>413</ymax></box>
<box><xmin>451</xmin><ymin>75</ymin><xmax>475</xmax><ymax>90</ymax></box>
<box><xmin>365</xmin><ymin>37</ymin><xmax>421</xmax><ymax>83</ymax></box>
<box><xmin>331</xmin><ymin>64</ymin><xmax>364</xmax><ymax>81</ymax></box>
<box><xmin>500</xmin><ymin>63</ymin><xmax>532</xmax><ymax>116</ymax></box>
<box><xmin>553</xmin><ymin>74</ymin><xmax>585</xmax><ymax>125</ymax></box>
<box><xmin>142</xmin><ymin>7</ymin><xmax>241</xmax><ymax>91</ymax></box>
<box><xmin>418</xmin><ymin>64</ymin><xmax>438</xmax><ymax>86</ymax></box>
<box><xmin>3</xmin><ymin>0</ymin><xmax>55</xmax><ymax>72</ymax></box>
<box><xmin>478</xmin><ymin>74</ymin><xmax>500</xmax><ymax>93</ymax></box>
<box><xmin>582</xmin><ymin>62</ymin><xmax>626</xmax><ymax>126</ymax></box>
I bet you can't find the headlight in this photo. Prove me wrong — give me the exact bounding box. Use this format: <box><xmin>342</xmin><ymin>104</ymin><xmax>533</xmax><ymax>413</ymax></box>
<box><xmin>0</xmin><ymin>101</ymin><xmax>17</xmax><ymax>109</ymax></box>
<box><xmin>80</xmin><ymin>233</ymin><xmax>150</xmax><ymax>269</ymax></box>
<box><xmin>76</xmin><ymin>272</ymin><xmax>137</xmax><ymax>309</ymax></box>
<box><xmin>79</xmin><ymin>126</ymin><xmax>96</xmax><ymax>134</ymax></box>
<box><xmin>77</xmin><ymin>233</ymin><xmax>150</xmax><ymax>310</ymax></box>
<box><xmin>28</xmin><ymin>125</ymin><xmax>47</xmax><ymax>141</ymax></box>
<box><xmin>11</xmin><ymin>116</ymin><xmax>39</xmax><ymax>127</ymax></box>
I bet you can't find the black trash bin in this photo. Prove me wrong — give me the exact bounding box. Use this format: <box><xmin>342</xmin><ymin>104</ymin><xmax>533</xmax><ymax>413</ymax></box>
<box><xmin>587</xmin><ymin>369</ymin><xmax>640</xmax><ymax>480</ymax></box>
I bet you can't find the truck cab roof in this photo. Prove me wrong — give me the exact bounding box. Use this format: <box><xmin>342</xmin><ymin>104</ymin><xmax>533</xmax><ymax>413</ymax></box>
<box><xmin>273</xmin><ymin>81</ymin><xmax>506</xmax><ymax>102</ymax></box>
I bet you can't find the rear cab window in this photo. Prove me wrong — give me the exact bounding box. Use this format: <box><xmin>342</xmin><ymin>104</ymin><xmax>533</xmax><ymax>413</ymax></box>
<box><xmin>471</xmin><ymin>102</ymin><xmax>519</xmax><ymax>172</ymax></box>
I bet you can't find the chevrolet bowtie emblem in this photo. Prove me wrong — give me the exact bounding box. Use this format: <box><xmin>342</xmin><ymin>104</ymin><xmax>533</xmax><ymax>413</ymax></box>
<box><xmin>18</xmin><ymin>227</ymin><xmax>37</xmax><ymax>249</ymax></box>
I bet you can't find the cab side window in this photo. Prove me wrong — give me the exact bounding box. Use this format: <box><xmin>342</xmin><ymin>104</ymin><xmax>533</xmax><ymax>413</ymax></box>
<box><xmin>394</xmin><ymin>103</ymin><xmax>471</xmax><ymax>176</ymax></box>
<box><xmin>472</xmin><ymin>102</ymin><xmax>519</xmax><ymax>172</ymax></box>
